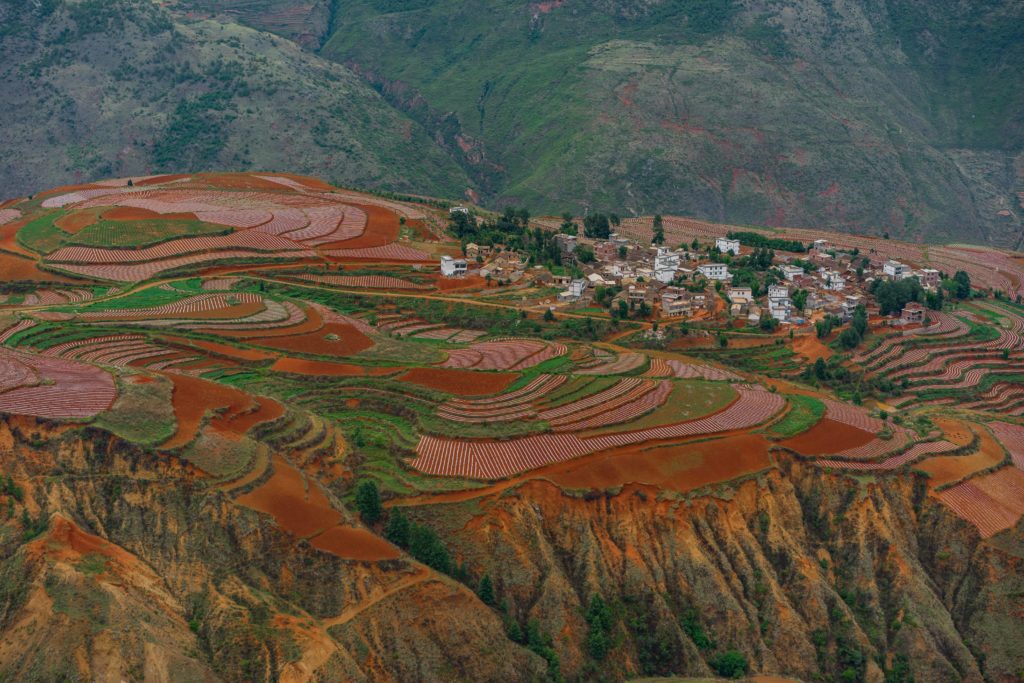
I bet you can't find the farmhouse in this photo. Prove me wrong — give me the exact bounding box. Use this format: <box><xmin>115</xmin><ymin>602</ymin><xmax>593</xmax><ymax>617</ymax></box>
<box><xmin>440</xmin><ymin>256</ymin><xmax>468</xmax><ymax>277</ymax></box>
<box><xmin>698</xmin><ymin>263</ymin><xmax>731</xmax><ymax>281</ymax></box>
<box><xmin>918</xmin><ymin>268</ymin><xmax>940</xmax><ymax>289</ymax></box>
<box><xmin>716</xmin><ymin>237</ymin><xmax>740</xmax><ymax>255</ymax></box>
<box><xmin>767</xmin><ymin>284</ymin><xmax>792</xmax><ymax>322</ymax></box>
<box><xmin>883</xmin><ymin>260</ymin><xmax>909</xmax><ymax>280</ymax></box>
<box><xmin>821</xmin><ymin>269</ymin><xmax>846</xmax><ymax>291</ymax></box>
<box><xmin>558</xmin><ymin>278</ymin><xmax>588</xmax><ymax>302</ymax></box>
<box><xmin>781</xmin><ymin>264</ymin><xmax>805</xmax><ymax>281</ymax></box>
<box><xmin>900</xmin><ymin>302</ymin><xmax>926</xmax><ymax>324</ymax></box>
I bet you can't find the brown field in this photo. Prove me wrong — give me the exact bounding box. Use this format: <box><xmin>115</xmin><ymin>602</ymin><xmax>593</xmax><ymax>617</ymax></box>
<box><xmin>934</xmin><ymin>416</ymin><xmax>975</xmax><ymax>446</ymax></box>
<box><xmin>198</xmin><ymin>172</ymin><xmax>293</xmax><ymax>191</ymax></box>
<box><xmin>434</xmin><ymin>274</ymin><xmax>488</xmax><ymax>291</ymax></box>
<box><xmin>310</xmin><ymin>525</ymin><xmax>400</xmax><ymax>560</ymax></box>
<box><xmin>397</xmin><ymin>367</ymin><xmax>520</xmax><ymax>396</ymax></box>
<box><xmin>54</xmin><ymin>209</ymin><xmax>99</xmax><ymax>233</ymax></box>
<box><xmin>102</xmin><ymin>207</ymin><xmax>199</xmax><ymax>222</ymax></box>
<box><xmin>236</xmin><ymin>455</ymin><xmax>341</xmax><ymax>537</ymax></box>
<box><xmin>252</xmin><ymin>322</ymin><xmax>374</xmax><ymax>356</ymax></box>
<box><xmin>319</xmin><ymin>203</ymin><xmax>398</xmax><ymax>250</ymax></box>
<box><xmin>918</xmin><ymin>424</ymin><xmax>1007</xmax><ymax>489</ymax></box>
<box><xmin>792</xmin><ymin>334</ymin><xmax>833</xmax><ymax>362</ymax></box>
<box><xmin>271</xmin><ymin>357</ymin><xmax>399</xmax><ymax>377</ymax></box>
<box><xmin>779</xmin><ymin>417</ymin><xmax>876</xmax><ymax>455</ymax></box>
<box><xmin>160</xmin><ymin>374</ymin><xmax>280</xmax><ymax>448</ymax></box>
<box><xmin>545</xmin><ymin>433</ymin><xmax>773</xmax><ymax>492</ymax></box>
<box><xmin>0</xmin><ymin>251</ymin><xmax>77</xmax><ymax>283</ymax></box>
<box><xmin>162</xmin><ymin>336</ymin><xmax>278</xmax><ymax>362</ymax></box>
<box><xmin>0</xmin><ymin>220</ymin><xmax>45</xmax><ymax>259</ymax></box>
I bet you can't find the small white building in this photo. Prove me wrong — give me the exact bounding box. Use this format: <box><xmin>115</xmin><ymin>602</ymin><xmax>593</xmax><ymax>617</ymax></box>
<box><xmin>821</xmin><ymin>269</ymin><xmax>846</xmax><ymax>291</ymax></box>
<box><xmin>812</xmin><ymin>239</ymin><xmax>829</xmax><ymax>252</ymax></box>
<box><xmin>727</xmin><ymin>286</ymin><xmax>753</xmax><ymax>303</ymax></box>
<box><xmin>698</xmin><ymin>263</ymin><xmax>731</xmax><ymax>281</ymax></box>
<box><xmin>883</xmin><ymin>260</ymin><xmax>909</xmax><ymax>280</ymax></box>
<box><xmin>558</xmin><ymin>278</ymin><xmax>588</xmax><ymax>302</ymax></box>
<box><xmin>440</xmin><ymin>256</ymin><xmax>468</xmax><ymax>277</ymax></box>
<box><xmin>767</xmin><ymin>284</ymin><xmax>792</xmax><ymax>322</ymax></box>
<box><xmin>781</xmin><ymin>265</ymin><xmax>805</xmax><ymax>281</ymax></box>
<box><xmin>449</xmin><ymin>206</ymin><xmax>469</xmax><ymax>215</ymax></box>
<box><xmin>842</xmin><ymin>294</ymin><xmax>864</xmax><ymax>320</ymax></box>
<box><xmin>716</xmin><ymin>237</ymin><xmax>741</xmax><ymax>255</ymax></box>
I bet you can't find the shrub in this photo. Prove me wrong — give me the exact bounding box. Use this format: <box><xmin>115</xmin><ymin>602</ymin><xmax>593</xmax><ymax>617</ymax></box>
<box><xmin>710</xmin><ymin>649</ymin><xmax>749</xmax><ymax>678</ymax></box>
<box><xmin>354</xmin><ymin>480</ymin><xmax>382</xmax><ymax>524</ymax></box>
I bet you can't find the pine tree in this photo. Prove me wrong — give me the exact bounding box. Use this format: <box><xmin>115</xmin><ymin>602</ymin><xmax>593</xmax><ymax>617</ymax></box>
<box><xmin>354</xmin><ymin>480</ymin><xmax>382</xmax><ymax>524</ymax></box>
<box><xmin>478</xmin><ymin>574</ymin><xmax>495</xmax><ymax>606</ymax></box>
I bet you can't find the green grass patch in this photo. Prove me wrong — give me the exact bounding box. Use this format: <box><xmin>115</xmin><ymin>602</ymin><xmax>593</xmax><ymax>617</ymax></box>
<box><xmin>539</xmin><ymin>375</ymin><xmax>615</xmax><ymax>408</ymax></box>
<box><xmin>16</xmin><ymin>211</ymin><xmax>70</xmax><ymax>254</ymax></box>
<box><xmin>581</xmin><ymin>380</ymin><xmax>736</xmax><ymax>436</ymax></box>
<box><xmin>75</xmin><ymin>287</ymin><xmax>189</xmax><ymax>312</ymax></box>
<box><xmin>768</xmin><ymin>395</ymin><xmax>825</xmax><ymax>438</ymax></box>
<box><xmin>93</xmin><ymin>375</ymin><xmax>176</xmax><ymax>446</ymax></box>
<box><xmin>69</xmin><ymin>219</ymin><xmax>229</xmax><ymax>249</ymax></box>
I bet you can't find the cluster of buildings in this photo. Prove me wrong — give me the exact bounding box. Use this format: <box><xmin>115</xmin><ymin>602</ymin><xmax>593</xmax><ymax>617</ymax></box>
<box><xmin>442</xmin><ymin>224</ymin><xmax>945</xmax><ymax>328</ymax></box>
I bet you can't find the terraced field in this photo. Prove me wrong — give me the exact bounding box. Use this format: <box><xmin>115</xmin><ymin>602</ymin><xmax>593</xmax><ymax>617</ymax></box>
<box><xmin>1</xmin><ymin>171</ymin><xmax>1023</xmax><ymax>578</ymax></box>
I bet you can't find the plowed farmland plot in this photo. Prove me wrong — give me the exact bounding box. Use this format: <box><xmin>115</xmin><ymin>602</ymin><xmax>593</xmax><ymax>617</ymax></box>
<box><xmin>397</xmin><ymin>367</ymin><xmax>519</xmax><ymax>396</ymax></box>
<box><xmin>989</xmin><ymin>422</ymin><xmax>1024</xmax><ymax>469</ymax></box>
<box><xmin>917</xmin><ymin>425</ymin><xmax>1007</xmax><ymax>489</ymax></box>
<box><xmin>160</xmin><ymin>374</ymin><xmax>281</xmax><ymax>449</ymax></box>
<box><xmin>0</xmin><ymin>348</ymin><xmax>115</xmax><ymax>419</ymax></box>
<box><xmin>411</xmin><ymin>386</ymin><xmax>784</xmax><ymax>479</ymax></box>
<box><xmin>937</xmin><ymin>466</ymin><xmax>1024</xmax><ymax>537</ymax></box>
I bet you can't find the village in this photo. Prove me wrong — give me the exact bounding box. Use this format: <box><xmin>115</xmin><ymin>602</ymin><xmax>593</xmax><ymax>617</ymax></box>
<box><xmin>441</xmin><ymin>208</ymin><xmax>943</xmax><ymax>332</ymax></box>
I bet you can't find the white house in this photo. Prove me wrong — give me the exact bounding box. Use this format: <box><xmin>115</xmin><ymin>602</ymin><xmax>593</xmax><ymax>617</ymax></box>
<box><xmin>727</xmin><ymin>286</ymin><xmax>753</xmax><ymax>303</ymax></box>
<box><xmin>821</xmin><ymin>269</ymin><xmax>846</xmax><ymax>291</ymax></box>
<box><xmin>883</xmin><ymin>260</ymin><xmax>909</xmax><ymax>280</ymax></box>
<box><xmin>440</xmin><ymin>256</ymin><xmax>468</xmax><ymax>277</ymax></box>
<box><xmin>449</xmin><ymin>206</ymin><xmax>469</xmax><ymax>215</ymax></box>
<box><xmin>781</xmin><ymin>265</ymin><xmax>805</xmax><ymax>281</ymax></box>
<box><xmin>558</xmin><ymin>278</ymin><xmax>588</xmax><ymax>302</ymax></box>
<box><xmin>698</xmin><ymin>263</ymin><xmax>731</xmax><ymax>281</ymax></box>
<box><xmin>716</xmin><ymin>237</ymin><xmax>741</xmax><ymax>255</ymax></box>
<box><xmin>812</xmin><ymin>239</ymin><xmax>829</xmax><ymax>252</ymax></box>
<box><xmin>767</xmin><ymin>284</ymin><xmax>792</xmax><ymax>322</ymax></box>
<box><xmin>653</xmin><ymin>247</ymin><xmax>680</xmax><ymax>284</ymax></box>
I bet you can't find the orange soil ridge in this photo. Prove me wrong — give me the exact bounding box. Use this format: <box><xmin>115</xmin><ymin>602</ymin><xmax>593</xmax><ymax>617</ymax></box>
<box><xmin>251</xmin><ymin>322</ymin><xmax>375</xmax><ymax>356</ymax></box>
<box><xmin>779</xmin><ymin>417</ymin><xmax>876</xmax><ymax>455</ymax></box>
<box><xmin>917</xmin><ymin>423</ymin><xmax>1006</xmax><ymax>489</ymax></box>
<box><xmin>160</xmin><ymin>374</ymin><xmax>282</xmax><ymax>449</ymax></box>
<box><xmin>396</xmin><ymin>367</ymin><xmax>520</xmax><ymax>396</ymax></box>
<box><xmin>237</xmin><ymin>455</ymin><xmax>398</xmax><ymax>560</ymax></box>
<box><xmin>270</xmin><ymin>357</ymin><xmax>399</xmax><ymax>377</ymax></box>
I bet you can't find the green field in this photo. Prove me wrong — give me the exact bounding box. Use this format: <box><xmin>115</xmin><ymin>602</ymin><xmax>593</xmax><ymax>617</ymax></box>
<box><xmin>70</xmin><ymin>219</ymin><xmax>229</xmax><ymax>248</ymax></box>
<box><xmin>768</xmin><ymin>395</ymin><xmax>825</xmax><ymax>438</ymax></box>
<box><xmin>581</xmin><ymin>380</ymin><xmax>736</xmax><ymax>436</ymax></box>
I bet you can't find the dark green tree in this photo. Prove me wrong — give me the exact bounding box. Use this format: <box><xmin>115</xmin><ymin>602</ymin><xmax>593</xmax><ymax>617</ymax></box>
<box><xmin>354</xmin><ymin>480</ymin><xmax>382</xmax><ymax>524</ymax></box>
<box><xmin>478</xmin><ymin>574</ymin><xmax>496</xmax><ymax>606</ymax></box>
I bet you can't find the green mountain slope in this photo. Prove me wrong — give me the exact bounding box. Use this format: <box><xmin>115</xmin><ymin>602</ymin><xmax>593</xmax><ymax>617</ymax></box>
<box><xmin>0</xmin><ymin>0</ymin><xmax>471</xmax><ymax>199</ymax></box>
<box><xmin>320</xmin><ymin>0</ymin><xmax>1024</xmax><ymax>246</ymax></box>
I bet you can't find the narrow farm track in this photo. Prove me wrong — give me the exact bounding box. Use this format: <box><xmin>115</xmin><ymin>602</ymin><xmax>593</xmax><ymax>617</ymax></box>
<box><xmin>319</xmin><ymin>567</ymin><xmax>432</xmax><ymax>629</ymax></box>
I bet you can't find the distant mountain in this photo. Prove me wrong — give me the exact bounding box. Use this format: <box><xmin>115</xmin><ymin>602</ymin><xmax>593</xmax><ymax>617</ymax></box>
<box><xmin>2</xmin><ymin>0</ymin><xmax>1022</xmax><ymax>247</ymax></box>
<box><xmin>0</xmin><ymin>0</ymin><xmax>470</xmax><ymax>200</ymax></box>
<box><xmin>320</xmin><ymin>0</ymin><xmax>1024</xmax><ymax>246</ymax></box>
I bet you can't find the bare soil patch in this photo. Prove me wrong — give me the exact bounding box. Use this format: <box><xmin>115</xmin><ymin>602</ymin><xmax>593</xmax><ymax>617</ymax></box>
<box><xmin>253</xmin><ymin>322</ymin><xmax>374</xmax><ymax>356</ymax></box>
<box><xmin>545</xmin><ymin>433</ymin><xmax>773</xmax><ymax>492</ymax></box>
<box><xmin>236</xmin><ymin>455</ymin><xmax>341</xmax><ymax>538</ymax></box>
<box><xmin>310</xmin><ymin>526</ymin><xmax>400</xmax><ymax>560</ymax></box>
<box><xmin>779</xmin><ymin>417</ymin><xmax>876</xmax><ymax>455</ymax></box>
<box><xmin>397</xmin><ymin>367</ymin><xmax>519</xmax><ymax>396</ymax></box>
<box><xmin>318</xmin><ymin>203</ymin><xmax>398</xmax><ymax>250</ymax></box>
<box><xmin>270</xmin><ymin>357</ymin><xmax>398</xmax><ymax>377</ymax></box>
<box><xmin>918</xmin><ymin>424</ymin><xmax>1006</xmax><ymax>489</ymax></box>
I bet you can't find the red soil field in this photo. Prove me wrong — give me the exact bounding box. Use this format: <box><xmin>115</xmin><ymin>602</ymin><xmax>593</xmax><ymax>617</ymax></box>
<box><xmin>54</xmin><ymin>210</ymin><xmax>99</xmax><ymax>233</ymax></box>
<box><xmin>136</xmin><ymin>174</ymin><xmax>191</xmax><ymax>186</ymax></box>
<box><xmin>791</xmin><ymin>334</ymin><xmax>834</xmax><ymax>362</ymax></box>
<box><xmin>310</xmin><ymin>525</ymin><xmax>400</xmax><ymax>560</ymax></box>
<box><xmin>779</xmin><ymin>418</ymin><xmax>876</xmax><ymax>455</ymax></box>
<box><xmin>162</xmin><ymin>336</ymin><xmax>278</xmax><ymax>362</ymax></box>
<box><xmin>102</xmin><ymin>207</ymin><xmax>199</xmax><ymax>222</ymax></box>
<box><xmin>236</xmin><ymin>455</ymin><xmax>341</xmax><ymax>538</ymax></box>
<box><xmin>210</xmin><ymin>304</ymin><xmax>325</xmax><ymax>339</ymax></box>
<box><xmin>251</xmin><ymin>322</ymin><xmax>374</xmax><ymax>356</ymax></box>
<box><xmin>270</xmin><ymin>357</ymin><xmax>399</xmax><ymax>377</ymax></box>
<box><xmin>0</xmin><ymin>252</ymin><xmax>76</xmax><ymax>283</ymax></box>
<box><xmin>160</xmin><ymin>374</ymin><xmax>280</xmax><ymax>449</ymax></box>
<box><xmin>0</xmin><ymin>220</ymin><xmax>44</xmax><ymax>259</ymax></box>
<box><xmin>434</xmin><ymin>274</ymin><xmax>488</xmax><ymax>291</ymax></box>
<box><xmin>545</xmin><ymin>433</ymin><xmax>773</xmax><ymax>492</ymax></box>
<box><xmin>318</xmin><ymin>203</ymin><xmax>398</xmax><ymax>250</ymax></box>
<box><xmin>918</xmin><ymin>425</ymin><xmax>1006</xmax><ymax>489</ymax></box>
<box><xmin>934</xmin><ymin>416</ymin><xmax>975</xmax><ymax>447</ymax></box>
<box><xmin>197</xmin><ymin>173</ymin><xmax>294</xmax><ymax>191</ymax></box>
<box><xmin>397</xmin><ymin>367</ymin><xmax>520</xmax><ymax>396</ymax></box>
